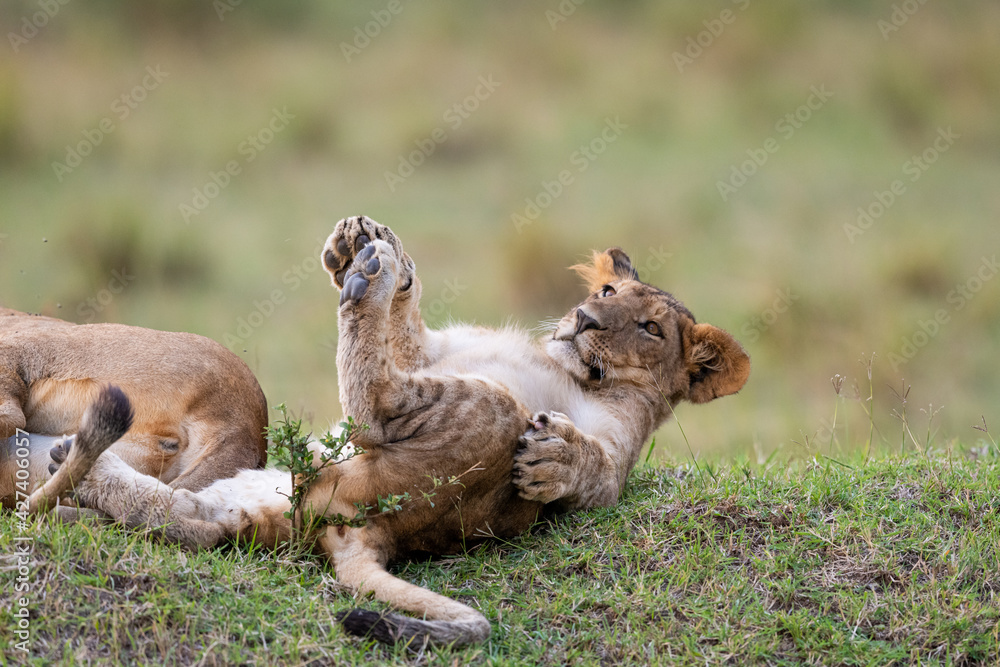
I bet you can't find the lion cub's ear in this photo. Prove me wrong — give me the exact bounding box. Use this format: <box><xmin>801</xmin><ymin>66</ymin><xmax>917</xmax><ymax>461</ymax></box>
<box><xmin>682</xmin><ymin>321</ymin><xmax>751</xmax><ymax>404</ymax></box>
<box><xmin>571</xmin><ymin>248</ymin><xmax>640</xmax><ymax>292</ymax></box>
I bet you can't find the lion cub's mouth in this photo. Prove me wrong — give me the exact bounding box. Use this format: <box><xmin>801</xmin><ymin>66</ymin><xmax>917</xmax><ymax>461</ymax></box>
<box><xmin>549</xmin><ymin>330</ymin><xmax>606</xmax><ymax>382</ymax></box>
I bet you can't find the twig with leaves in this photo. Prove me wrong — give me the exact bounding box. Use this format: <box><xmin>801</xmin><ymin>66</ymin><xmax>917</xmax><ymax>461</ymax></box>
<box><xmin>267</xmin><ymin>404</ymin><xmax>480</xmax><ymax>546</ymax></box>
<box><xmin>334</xmin><ymin>466</ymin><xmax>480</xmax><ymax>529</ymax></box>
<box><xmin>266</xmin><ymin>403</ymin><xmax>367</xmax><ymax>543</ymax></box>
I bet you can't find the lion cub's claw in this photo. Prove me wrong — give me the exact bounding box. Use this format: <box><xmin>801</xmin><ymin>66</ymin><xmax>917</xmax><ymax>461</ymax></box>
<box><xmin>513</xmin><ymin>411</ymin><xmax>579</xmax><ymax>504</ymax></box>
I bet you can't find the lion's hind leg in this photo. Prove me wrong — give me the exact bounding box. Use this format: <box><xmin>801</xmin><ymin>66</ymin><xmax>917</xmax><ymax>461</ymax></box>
<box><xmin>48</xmin><ymin>446</ymin><xmax>292</xmax><ymax>550</ymax></box>
<box><xmin>27</xmin><ymin>384</ymin><xmax>133</xmax><ymax>514</ymax></box>
<box><xmin>322</xmin><ymin>215</ymin><xmax>431</xmax><ymax>371</ymax></box>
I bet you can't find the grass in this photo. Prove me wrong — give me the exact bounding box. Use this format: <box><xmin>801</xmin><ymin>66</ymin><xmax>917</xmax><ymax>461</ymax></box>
<box><xmin>3</xmin><ymin>446</ymin><xmax>999</xmax><ymax>666</ymax></box>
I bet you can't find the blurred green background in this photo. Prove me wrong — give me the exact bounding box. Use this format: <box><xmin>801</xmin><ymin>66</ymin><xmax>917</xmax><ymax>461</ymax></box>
<box><xmin>1</xmin><ymin>1</ymin><xmax>998</xmax><ymax>460</ymax></box>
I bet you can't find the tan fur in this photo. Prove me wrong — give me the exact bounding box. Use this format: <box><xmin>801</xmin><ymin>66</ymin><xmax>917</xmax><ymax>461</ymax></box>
<box><xmin>25</xmin><ymin>385</ymin><xmax>133</xmax><ymax>513</ymax></box>
<box><xmin>0</xmin><ymin>309</ymin><xmax>268</xmax><ymax>508</ymax></box>
<box><xmin>54</xmin><ymin>216</ymin><xmax>749</xmax><ymax>646</ymax></box>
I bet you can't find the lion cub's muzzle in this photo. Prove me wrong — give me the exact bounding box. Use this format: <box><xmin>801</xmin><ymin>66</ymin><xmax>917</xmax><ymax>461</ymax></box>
<box><xmin>554</xmin><ymin>308</ymin><xmax>604</xmax><ymax>341</ymax></box>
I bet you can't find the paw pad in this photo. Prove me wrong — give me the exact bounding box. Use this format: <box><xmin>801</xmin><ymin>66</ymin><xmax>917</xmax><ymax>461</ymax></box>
<box><xmin>340</xmin><ymin>273</ymin><xmax>370</xmax><ymax>305</ymax></box>
<box><xmin>47</xmin><ymin>436</ymin><xmax>74</xmax><ymax>475</ymax></box>
<box><xmin>357</xmin><ymin>243</ymin><xmax>376</xmax><ymax>264</ymax></box>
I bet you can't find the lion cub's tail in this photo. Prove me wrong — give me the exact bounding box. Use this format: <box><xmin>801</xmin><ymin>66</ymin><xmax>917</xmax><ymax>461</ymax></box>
<box><xmin>28</xmin><ymin>384</ymin><xmax>133</xmax><ymax>514</ymax></box>
<box><xmin>333</xmin><ymin>545</ymin><xmax>490</xmax><ymax>647</ymax></box>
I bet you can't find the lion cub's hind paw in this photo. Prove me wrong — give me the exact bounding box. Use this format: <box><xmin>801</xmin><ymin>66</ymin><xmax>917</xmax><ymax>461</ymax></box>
<box><xmin>324</xmin><ymin>215</ymin><xmax>405</xmax><ymax>288</ymax></box>
<box><xmin>340</xmin><ymin>243</ymin><xmax>378</xmax><ymax>306</ymax></box>
<box><xmin>340</xmin><ymin>240</ymin><xmax>397</xmax><ymax>307</ymax></box>
<box><xmin>327</xmin><ymin>232</ymin><xmax>372</xmax><ymax>287</ymax></box>
<box><xmin>47</xmin><ymin>435</ymin><xmax>76</xmax><ymax>476</ymax></box>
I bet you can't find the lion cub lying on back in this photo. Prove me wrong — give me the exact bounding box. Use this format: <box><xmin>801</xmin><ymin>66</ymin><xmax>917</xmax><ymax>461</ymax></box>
<box><xmin>52</xmin><ymin>216</ymin><xmax>749</xmax><ymax>646</ymax></box>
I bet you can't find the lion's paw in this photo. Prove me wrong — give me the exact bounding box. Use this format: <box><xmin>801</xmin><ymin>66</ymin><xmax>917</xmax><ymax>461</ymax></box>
<box><xmin>512</xmin><ymin>411</ymin><xmax>581</xmax><ymax>504</ymax></box>
<box><xmin>47</xmin><ymin>434</ymin><xmax>76</xmax><ymax>477</ymax></box>
<box><xmin>323</xmin><ymin>215</ymin><xmax>412</xmax><ymax>292</ymax></box>
<box><xmin>339</xmin><ymin>240</ymin><xmax>399</xmax><ymax>307</ymax></box>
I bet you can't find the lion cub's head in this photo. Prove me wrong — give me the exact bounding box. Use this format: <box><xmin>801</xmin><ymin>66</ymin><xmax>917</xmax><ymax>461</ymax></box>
<box><xmin>546</xmin><ymin>248</ymin><xmax>750</xmax><ymax>406</ymax></box>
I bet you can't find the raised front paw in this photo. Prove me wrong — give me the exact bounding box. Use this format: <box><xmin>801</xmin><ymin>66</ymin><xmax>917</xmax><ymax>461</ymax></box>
<box><xmin>339</xmin><ymin>239</ymin><xmax>399</xmax><ymax>307</ymax></box>
<box><xmin>322</xmin><ymin>215</ymin><xmax>413</xmax><ymax>292</ymax></box>
<box><xmin>513</xmin><ymin>411</ymin><xmax>581</xmax><ymax>504</ymax></box>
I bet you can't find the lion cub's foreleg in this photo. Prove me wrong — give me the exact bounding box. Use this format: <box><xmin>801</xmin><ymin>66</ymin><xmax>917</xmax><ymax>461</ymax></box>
<box><xmin>322</xmin><ymin>215</ymin><xmax>431</xmax><ymax>372</ymax></box>
<box><xmin>514</xmin><ymin>411</ymin><xmax>632</xmax><ymax>510</ymax></box>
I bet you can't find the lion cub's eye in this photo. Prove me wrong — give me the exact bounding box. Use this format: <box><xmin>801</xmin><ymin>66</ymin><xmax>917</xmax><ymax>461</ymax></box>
<box><xmin>599</xmin><ymin>285</ymin><xmax>616</xmax><ymax>298</ymax></box>
<box><xmin>643</xmin><ymin>321</ymin><xmax>662</xmax><ymax>337</ymax></box>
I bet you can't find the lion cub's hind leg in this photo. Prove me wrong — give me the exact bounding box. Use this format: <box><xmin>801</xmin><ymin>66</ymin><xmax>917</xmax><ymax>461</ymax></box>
<box><xmin>0</xmin><ymin>363</ymin><xmax>28</xmax><ymax>438</ymax></box>
<box><xmin>334</xmin><ymin>238</ymin><xmax>410</xmax><ymax>445</ymax></box>
<box><xmin>47</xmin><ymin>444</ymin><xmax>293</xmax><ymax>550</ymax></box>
<box><xmin>27</xmin><ymin>385</ymin><xmax>133</xmax><ymax>514</ymax></box>
<box><xmin>322</xmin><ymin>215</ymin><xmax>430</xmax><ymax>371</ymax></box>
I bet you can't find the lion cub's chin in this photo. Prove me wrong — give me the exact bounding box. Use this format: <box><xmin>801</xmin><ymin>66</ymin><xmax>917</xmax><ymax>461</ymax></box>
<box><xmin>545</xmin><ymin>338</ymin><xmax>595</xmax><ymax>383</ymax></box>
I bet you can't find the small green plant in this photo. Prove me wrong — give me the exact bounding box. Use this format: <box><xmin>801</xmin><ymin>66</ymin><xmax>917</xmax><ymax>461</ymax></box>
<box><xmin>973</xmin><ymin>416</ymin><xmax>997</xmax><ymax>455</ymax></box>
<box><xmin>858</xmin><ymin>353</ymin><xmax>876</xmax><ymax>464</ymax></box>
<box><xmin>829</xmin><ymin>373</ymin><xmax>845</xmax><ymax>452</ymax></box>
<box><xmin>889</xmin><ymin>379</ymin><xmax>912</xmax><ymax>454</ymax></box>
<box><xmin>334</xmin><ymin>469</ymin><xmax>477</xmax><ymax>528</ymax></box>
<box><xmin>267</xmin><ymin>404</ymin><xmax>476</xmax><ymax>541</ymax></box>
<box><xmin>266</xmin><ymin>403</ymin><xmax>367</xmax><ymax>542</ymax></box>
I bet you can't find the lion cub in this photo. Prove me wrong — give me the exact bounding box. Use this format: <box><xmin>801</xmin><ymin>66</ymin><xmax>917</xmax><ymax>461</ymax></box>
<box><xmin>52</xmin><ymin>216</ymin><xmax>749</xmax><ymax>646</ymax></box>
<box><xmin>0</xmin><ymin>308</ymin><xmax>268</xmax><ymax>508</ymax></box>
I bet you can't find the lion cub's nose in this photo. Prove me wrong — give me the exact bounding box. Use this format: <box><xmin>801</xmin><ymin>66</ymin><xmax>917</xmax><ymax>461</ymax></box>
<box><xmin>574</xmin><ymin>309</ymin><xmax>602</xmax><ymax>335</ymax></box>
